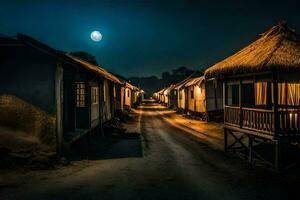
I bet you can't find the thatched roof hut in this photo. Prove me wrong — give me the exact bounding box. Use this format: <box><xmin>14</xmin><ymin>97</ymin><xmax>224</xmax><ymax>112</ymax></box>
<box><xmin>205</xmin><ymin>22</ymin><xmax>300</xmax><ymax>79</ymax></box>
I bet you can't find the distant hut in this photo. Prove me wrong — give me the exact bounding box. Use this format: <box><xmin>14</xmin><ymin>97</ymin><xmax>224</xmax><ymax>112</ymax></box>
<box><xmin>174</xmin><ymin>76</ymin><xmax>223</xmax><ymax>120</ymax></box>
<box><xmin>205</xmin><ymin>22</ymin><xmax>300</xmax><ymax>170</ymax></box>
<box><xmin>166</xmin><ymin>84</ymin><xmax>177</xmax><ymax>108</ymax></box>
<box><xmin>156</xmin><ymin>88</ymin><xmax>166</xmax><ymax>103</ymax></box>
<box><xmin>175</xmin><ymin>78</ymin><xmax>193</xmax><ymax>110</ymax></box>
<box><xmin>185</xmin><ymin>76</ymin><xmax>206</xmax><ymax>113</ymax></box>
<box><xmin>123</xmin><ymin>82</ymin><xmax>140</xmax><ymax>109</ymax></box>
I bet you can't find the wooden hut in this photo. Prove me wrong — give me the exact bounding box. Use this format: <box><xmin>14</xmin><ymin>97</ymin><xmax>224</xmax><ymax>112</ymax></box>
<box><xmin>205</xmin><ymin>22</ymin><xmax>300</xmax><ymax>169</ymax></box>
<box><xmin>185</xmin><ymin>76</ymin><xmax>223</xmax><ymax>120</ymax></box>
<box><xmin>166</xmin><ymin>84</ymin><xmax>177</xmax><ymax>108</ymax></box>
<box><xmin>67</xmin><ymin>56</ymin><xmax>122</xmax><ymax>124</ymax></box>
<box><xmin>124</xmin><ymin>82</ymin><xmax>140</xmax><ymax>109</ymax></box>
<box><xmin>185</xmin><ymin>76</ymin><xmax>206</xmax><ymax>113</ymax></box>
<box><xmin>0</xmin><ymin>34</ymin><xmax>122</xmax><ymax>154</ymax></box>
<box><xmin>155</xmin><ymin>88</ymin><xmax>166</xmax><ymax>103</ymax></box>
<box><xmin>175</xmin><ymin>78</ymin><xmax>193</xmax><ymax>110</ymax></box>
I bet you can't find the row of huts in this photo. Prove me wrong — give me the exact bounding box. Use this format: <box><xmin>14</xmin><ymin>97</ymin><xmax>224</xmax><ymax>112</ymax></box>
<box><xmin>154</xmin><ymin>22</ymin><xmax>300</xmax><ymax>170</ymax></box>
<box><xmin>0</xmin><ymin>33</ymin><xmax>143</xmax><ymax>154</ymax></box>
<box><xmin>153</xmin><ymin>76</ymin><xmax>223</xmax><ymax>121</ymax></box>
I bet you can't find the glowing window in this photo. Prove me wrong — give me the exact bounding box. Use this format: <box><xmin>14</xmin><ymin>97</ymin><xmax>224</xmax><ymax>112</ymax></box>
<box><xmin>113</xmin><ymin>85</ymin><xmax>116</xmax><ymax>98</ymax></box>
<box><xmin>76</xmin><ymin>82</ymin><xmax>85</xmax><ymax>107</ymax></box>
<box><xmin>103</xmin><ymin>84</ymin><xmax>106</xmax><ymax>102</ymax></box>
<box><xmin>92</xmin><ymin>87</ymin><xmax>99</xmax><ymax>104</ymax></box>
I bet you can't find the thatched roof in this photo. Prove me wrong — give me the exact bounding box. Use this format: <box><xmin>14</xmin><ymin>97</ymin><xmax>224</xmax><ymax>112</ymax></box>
<box><xmin>126</xmin><ymin>82</ymin><xmax>139</xmax><ymax>91</ymax></box>
<box><xmin>67</xmin><ymin>55</ymin><xmax>122</xmax><ymax>84</ymax></box>
<box><xmin>184</xmin><ymin>76</ymin><xmax>204</xmax><ymax>87</ymax></box>
<box><xmin>205</xmin><ymin>22</ymin><xmax>300</xmax><ymax>79</ymax></box>
<box><xmin>4</xmin><ymin>34</ymin><xmax>123</xmax><ymax>84</ymax></box>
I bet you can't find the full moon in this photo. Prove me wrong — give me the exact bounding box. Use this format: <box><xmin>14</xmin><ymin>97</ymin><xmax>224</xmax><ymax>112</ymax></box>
<box><xmin>90</xmin><ymin>31</ymin><xmax>102</xmax><ymax>42</ymax></box>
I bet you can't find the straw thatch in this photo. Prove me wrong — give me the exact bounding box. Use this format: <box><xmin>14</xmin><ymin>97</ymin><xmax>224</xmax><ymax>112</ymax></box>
<box><xmin>205</xmin><ymin>22</ymin><xmax>300</xmax><ymax>79</ymax></box>
<box><xmin>67</xmin><ymin>55</ymin><xmax>122</xmax><ymax>84</ymax></box>
<box><xmin>184</xmin><ymin>76</ymin><xmax>204</xmax><ymax>87</ymax></box>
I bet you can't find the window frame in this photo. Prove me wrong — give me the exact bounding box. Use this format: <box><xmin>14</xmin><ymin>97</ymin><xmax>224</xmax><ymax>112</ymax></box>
<box><xmin>91</xmin><ymin>86</ymin><xmax>99</xmax><ymax>105</ymax></box>
<box><xmin>76</xmin><ymin>82</ymin><xmax>86</xmax><ymax>108</ymax></box>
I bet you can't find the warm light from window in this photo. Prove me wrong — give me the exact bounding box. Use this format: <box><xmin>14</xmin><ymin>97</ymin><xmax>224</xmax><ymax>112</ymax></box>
<box><xmin>76</xmin><ymin>82</ymin><xmax>85</xmax><ymax>107</ymax></box>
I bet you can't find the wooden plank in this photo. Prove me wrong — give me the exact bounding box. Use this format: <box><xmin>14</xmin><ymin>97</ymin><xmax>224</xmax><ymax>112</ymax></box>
<box><xmin>224</xmin><ymin>125</ymin><xmax>274</xmax><ymax>140</ymax></box>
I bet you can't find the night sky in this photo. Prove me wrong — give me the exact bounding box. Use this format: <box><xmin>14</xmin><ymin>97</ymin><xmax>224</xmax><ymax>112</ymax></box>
<box><xmin>1</xmin><ymin>0</ymin><xmax>299</xmax><ymax>78</ymax></box>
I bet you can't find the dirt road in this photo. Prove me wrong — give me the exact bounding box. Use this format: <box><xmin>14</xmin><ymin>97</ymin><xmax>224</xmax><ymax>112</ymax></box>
<box><xmin>1</xmin><ymin>100</ymin><xmax>299</xmax><ymax>200</ymax></box>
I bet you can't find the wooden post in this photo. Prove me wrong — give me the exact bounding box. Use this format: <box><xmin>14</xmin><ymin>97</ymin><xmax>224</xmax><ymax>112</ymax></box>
<box><xmin>248</xmin><ymin>136</ymin><xmax>253</xmax><ymax>164</ymax></box>
<box><xmin>224</xmin><ymin>128</ymin><xmax>228</xmax><ymax>152</ymax></box>
<box><xmin>273</xmin><ymin>70</ymin><xmax>279</xmax><ymax>135</ymax></box>
<box><xmin>223</xmin><ymin>80</ymin><xmax>227</xmax><ymax>122</ymax></box>
<box><xmin>87</xmin><ymin>81</ymin><xmax>92</xmax><ymax>142</ymax></box>
<box><xmin>214</xmin><ymin>79</ymin><xmax>218</xmax><ymax>110</ymax></box>
<box><xmin>239</xmin><ymin>78</ymin><xmax>243</xmax><ymax>128</ymax></box>
<box><xmin>275</xmin><ymin>140</ymin><xmax>281</xmax><ymax>171</ymax></box>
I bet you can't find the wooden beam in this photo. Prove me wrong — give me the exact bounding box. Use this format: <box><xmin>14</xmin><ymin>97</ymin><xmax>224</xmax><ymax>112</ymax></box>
<box><xmin>224</xmin><ymin>128</ymin><xmax>228</xmax><ymax>152</ymax></box>
<box><xmin>239</xmin><ymin>78</ymin><xmax>243</xmax><ymax>128</ymax></box>
<box><xmin>248</xmin><ymin>136</ymin><xmax>253</xmax><ymax>164</ymax></box>
<box><xmin>273</xmin><ymin>70</ymin><xmax>279</xmax><ymax>135</ymax></box>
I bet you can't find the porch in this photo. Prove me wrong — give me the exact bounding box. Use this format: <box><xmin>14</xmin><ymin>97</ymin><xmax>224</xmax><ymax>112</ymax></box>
<box><xmin>224</xmin><ymin>106</ymin><xmax>300</xmax><ymax>139</ymax></box>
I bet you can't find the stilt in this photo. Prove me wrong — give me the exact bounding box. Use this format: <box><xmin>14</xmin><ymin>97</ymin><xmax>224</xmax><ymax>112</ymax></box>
<box><xmin>248</xmin><ymin>136</ymin><xmax>253</xmax><ymax>165</ymax></box>
<box><xmin>275</xmin><ymin>140</ymin><xmax>281</xmax><ymax>172</ymax></box>
<box><xmin>224</xmin><ymin>128</ymin><xmax>228</xmax><ymax>152</ymax></box>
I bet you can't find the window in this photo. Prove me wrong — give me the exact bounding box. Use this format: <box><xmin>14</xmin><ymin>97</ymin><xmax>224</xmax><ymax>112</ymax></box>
<box><xmin>230</xmin><ymin>84</ymin><xmax>239</xmax><ymax>106</ymax></box>
<box><xmin>174</xmin><ymin>90</ymin><xmax>177</xmax><ymax>95</ymax></box>
<box><xmin>92</xmin><ymin>87</ymin><xmax>99</xmax><ymax>104</ymax></box>
<box><xmin>76</xmin><ymin>82</ymin><xmax>85</xmax><ymax>107</ymax></box>
<box><xmin>255</xmin><ymin>82</ymin><xmax>268</xmax><ymax>105</ymax></box>
<box><xmin>103</xmin><ymin>84</ymin><xmax>106</xmax><ymax>102</ymax></box>
<box><xmin>113</xmin><ymin>85</ymin><xmax>116</xmax><ymax>98</ymax></box>
<box><xmin>191</xmin><ymin>90</ymin><xmax>194</xmax><ymax>99</ymax></box>
<box><xmin>242</xmin><ymin>83</ymin><xmax>255</xmax><ymax>106</ymax></box>
<box><xmin>127</xmin><ymin>90</ymin><xmax>130</xmax><ymax>97</ymax></box>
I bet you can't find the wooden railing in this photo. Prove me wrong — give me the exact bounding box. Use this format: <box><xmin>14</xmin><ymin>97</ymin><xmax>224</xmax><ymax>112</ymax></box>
<box><xmin>224</xmin><ymin>106</ymin><xmax>274</xmax><ymax>135</ymax></box>
<box><xmin>225</xmin><ymin>106</ymin><xmax>300</xmax><ymax>137</ymax></box>
<box><xmin>242</xmin><ymin>107</ymin><xmax>274</xmax><ymax>133</ymax></box>
<box><xmin>278</xmin><ymin>110</ymin><xmax>300</xmax><ymax>131</ymax></box>
<box><xmin>224</xmin><ymin>106</ymin><xmax>240</xmax><ymax>127</ymax></box>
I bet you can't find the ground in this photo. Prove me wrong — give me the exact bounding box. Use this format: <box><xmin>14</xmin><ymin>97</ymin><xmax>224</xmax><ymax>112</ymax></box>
<box><xmin>1</xmin><ymin>100</ymin><xmax>300</xmax><ymax>200</ymax></box>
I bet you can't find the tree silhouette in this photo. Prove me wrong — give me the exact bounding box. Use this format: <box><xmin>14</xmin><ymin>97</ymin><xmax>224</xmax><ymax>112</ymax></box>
<box><xmin>69</xmin><ymin>51</ymin><xmax>98</xmax><ymax>65</ymax></box>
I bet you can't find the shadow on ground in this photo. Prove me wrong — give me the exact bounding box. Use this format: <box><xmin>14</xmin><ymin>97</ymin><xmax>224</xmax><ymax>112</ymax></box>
<box><xmin>65</xmin><ymin>132</ymin><xmax>143</xmax><ymax>162</ymax></box>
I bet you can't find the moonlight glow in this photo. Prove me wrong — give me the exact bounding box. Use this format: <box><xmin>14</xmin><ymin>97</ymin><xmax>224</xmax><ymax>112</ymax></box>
<box><xmin>90</xmin><ymin>31</ymin><xmax>102</xmax><ymax>42</ymax></box>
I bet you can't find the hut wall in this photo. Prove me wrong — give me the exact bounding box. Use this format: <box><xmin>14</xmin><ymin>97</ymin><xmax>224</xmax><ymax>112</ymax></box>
<box><xmin>187</xmin><ymin>86</ymin><xmax>195</xmax><ymax>112</ymax></box>
<box><xmin>187</xmin><ymin>84</ymin><xmax>206</xmax><ymax>113</ymax></box>
<box><xmin>115</xmin><ymin>84</ymin><xmax>122</xmax><ymax>111</ymax></box>
<box><xmin>198</xmin><ymin>83</ymin><xmax>206</xmax><ymax>112</ymax></box>
<box><xmin>62</xmin><ymin>65</ymin><xmax>76</xmax><ymax>134</ymax></box>
<box><xmin>121</xmin><ymin>86</ymin><xmax>125</xmax><ymax>110</ymax></box>
<box><xmin>102</xmin><ymin>79</ymin><xmax>112</xmax><ymax>122</ymax></box>
<box><xmin>164</xmin><ymin>92</ymin><xmax>168</xmax><ymax>104</ymax></box>
<box><xmin>90</xmin><ymin>81</ymin><xmax>100</xmax><ymax>129</ymax></box>
<box><xmin>205</xmin><ymin>79</ymin><xmax>223</xmax><ymax>111</ymax></box>
<box><xmin>131</xmin><ymin>90</ymin><xmax>137</xmax><ymax>105</ymax></box>
<box><xmin>178</xmin><ymin>89</ymin><xmax>186</xmax><ymax>109</ymax></box>
<box><xmin>125</xmin><ymin>87</ymin><xmax>131</xmax><ymax>107</ymax></box>
<box><xmin>169</xmin><ymin>90</ymin><xmax>178</xmax><ymax>107</ymax></box>
<box><xmin>109</xmin><ymin>82</ymin><xmax>115</xmax><ymax>118</ymax></box>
